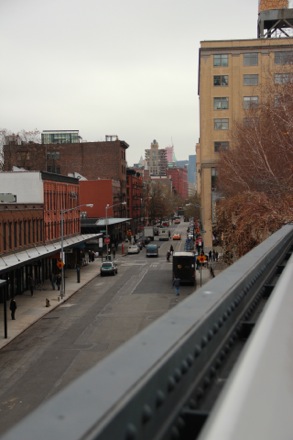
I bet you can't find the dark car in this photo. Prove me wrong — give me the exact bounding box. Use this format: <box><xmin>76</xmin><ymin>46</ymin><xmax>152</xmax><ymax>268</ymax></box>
<box><xmin>100</xmin><ymin>261</ymin><xmax>118</xmax><ymax>276</ymax></box>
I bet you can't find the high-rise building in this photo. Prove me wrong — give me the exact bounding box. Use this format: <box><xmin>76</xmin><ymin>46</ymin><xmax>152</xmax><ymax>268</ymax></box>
<box><xmin>145</xmin><ymin>139</ymin><xmax>168</xmax><ymax>176</ymax></box>
<box><xmin>197</xmin><ymin>1</ymin><xmax>293</xmax><ymax>248</ymax></box>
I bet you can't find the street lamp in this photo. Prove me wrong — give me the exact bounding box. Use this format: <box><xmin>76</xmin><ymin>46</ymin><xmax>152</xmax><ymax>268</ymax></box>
<box><xmin>105</xmin><ymin>201</ymin><xmax>126</xmax><ymax>257</ymax></box>
<box><xmin>60</xmin><ymin>203</ymin><xmax>93</xmax><ymax>298</ymax></box>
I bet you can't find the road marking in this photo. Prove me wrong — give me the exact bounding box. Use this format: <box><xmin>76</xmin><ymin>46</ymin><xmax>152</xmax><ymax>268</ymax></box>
<box><xmin>120</xmin><ymin>263</ymin><xmax>147</xmax><ymax>267</ymax></box>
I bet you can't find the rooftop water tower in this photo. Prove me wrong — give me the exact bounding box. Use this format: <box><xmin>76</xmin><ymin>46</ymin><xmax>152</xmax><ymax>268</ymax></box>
<box><xmin>258</xmin><ymin>0</ymin><xmax>293</xmax><ymax>37</ymax></box>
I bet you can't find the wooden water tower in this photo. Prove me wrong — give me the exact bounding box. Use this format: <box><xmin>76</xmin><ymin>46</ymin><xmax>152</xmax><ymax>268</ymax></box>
<box><xmin>258</xmin><ymin>0</ymin><xmax>293</xmax><ymax>37</ymax></box>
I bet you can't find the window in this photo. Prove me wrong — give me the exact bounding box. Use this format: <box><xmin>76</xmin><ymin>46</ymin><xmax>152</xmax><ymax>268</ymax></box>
<box><xmin>243</xmin><ymin>117</ymin><xmax>258</xmax><ymax>127</ymax></box>
<box><xmin>243</xmin><ymin>96</ymin><xmax>259</xmax><ymax>109</ymax></box>
<box><xmin>243</xmin><ymin>53</ymin><xmax>258</xmax><ymax>66</ymax></box>
<box><xmin>243</xmin><ymin>74</ymin><xmax>258</xmax><ymax>86</ymax></box>
<box><xmin>275</xmin><ymin>73</ymin><xmax>293</xmax><ymax>84</ymax></box>
<box><xmin>214</xmin><ymin>75</ymin><xmax>228</xmax><ymax>86</ymax></box>
<box><xmin>214</xmin><ymin>118</ymin><xmax>229</xmax><ymax>130</ymax></box>
<box><xmin>211</xmin><ymin>168</ymin><xmax>218</xmax><ymax>191</ymax></box>
<box><xmin>213</xmin><ymin>54</ymin><xmax>228</xmax><ymax>67</ymax></box>
<box><xmin>214</xmin><ymin>141</ymin><xmax>229</xmax><ymax>152</ymax></box>
<box><xmin>214</xmin><ymin>97</ymin><xmax>229</xmax><ymax>110</ymax></box>
<box><xmin>275</xmin><ymin>51</ymin><xmax>293</xmax><ymax>65</ymax></box>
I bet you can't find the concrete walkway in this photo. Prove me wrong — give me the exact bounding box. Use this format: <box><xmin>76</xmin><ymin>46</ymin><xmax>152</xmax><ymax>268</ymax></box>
<box><xmin>0</xmin><ymin>258</ymin><xmax>102</xmax><ymax>350</ymax></box>
<box><xmin>0</xmin><ymin>253</ymin><xmax>223</xmax><ymax>351</ymax></box>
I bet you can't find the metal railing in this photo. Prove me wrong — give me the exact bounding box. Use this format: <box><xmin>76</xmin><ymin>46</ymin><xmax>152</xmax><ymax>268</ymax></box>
<box><xmin>2</xmin><ymin>224</ymin><xmax>293</xmax><ymax>440</ymax></box>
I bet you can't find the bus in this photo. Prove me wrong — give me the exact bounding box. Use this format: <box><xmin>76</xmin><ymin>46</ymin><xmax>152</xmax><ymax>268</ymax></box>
<box><xmin>172</xmin><ymin>251</ymin><xmax>196</xmax><ymax>286</ymax></box>
<box><xmin>146</xmin><ymin>244</ymin><xmax>159</xmax><ymax>257</ymax></box>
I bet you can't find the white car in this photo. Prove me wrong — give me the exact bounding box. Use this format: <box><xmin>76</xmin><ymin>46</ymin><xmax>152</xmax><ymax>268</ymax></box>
<box><xmin>128</xmin><ymin>245</ymin><xmax>140</xmax><ymax>254</ymax></box>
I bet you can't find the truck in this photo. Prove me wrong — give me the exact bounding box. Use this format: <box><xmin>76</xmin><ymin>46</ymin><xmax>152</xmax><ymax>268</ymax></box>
<box><xmin>172</xmin><ymin>251</ymin><xmax>196</xmax><ymax>286</ymax></box>
<box><xmin>158</xmin><ymin>228</ymin><xmax>170</xmax><ymax>241</ymax></box>
<box><xmin>144</xmin><ymin>226</ymin><xmax>155</xmax><ymax>240</ymax></box>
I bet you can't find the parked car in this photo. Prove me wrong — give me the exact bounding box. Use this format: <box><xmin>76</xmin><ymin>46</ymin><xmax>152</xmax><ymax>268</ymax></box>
<box><xmin>128</xmin><ymin>244</ymin><xmax>140</xmax><ymax>254</ymax></box>
<box><xmin>172</xmin><ymin>233</ymin><xmax>181</xmax><ymax>240</ymax></box>
<box><xmin>100</xmin><ymin>261</ymin><xmax>118</xmax><ymax>276</ymax></box>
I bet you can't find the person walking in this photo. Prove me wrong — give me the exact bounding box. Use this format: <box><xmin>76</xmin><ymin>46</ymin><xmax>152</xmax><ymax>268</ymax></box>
<box><xmin>9</xmin><ymin>298</ymin><xmax>17</xmax><ymax>320</ymax></box>
<box><xmin>170</xmin><ymin>245</ymin><xmax>174</xmax><ymax>255</ymax></box>
<box><xmin>49</xmin><ymin>272</ymin><xmax>56</xmax><ymax>290</ymax></box>
<box><xmin>173</xmin><ymin>277</ymin><xmax>180</xmax><ymax>296</ymax></box>
<box><xmin>28</xmin><ymin>274</ymin><xmax>34</xmax><ymax>296</ymax></box>
<box><xmin>56</xmin><ymin>273</ymin><xmax>61</xmax><ymax>291</ymax></box>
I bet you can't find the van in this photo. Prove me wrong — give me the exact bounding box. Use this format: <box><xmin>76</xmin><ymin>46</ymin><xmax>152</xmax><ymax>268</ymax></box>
<box><xmin>146</xmin><ymin>244</ymin><xmax>159</xmax><ymax>257</ymax></box>
<box><xmin>172</xmin><ymin>251</ymin><xmax>196</xmax><ymax>285</ymax></box>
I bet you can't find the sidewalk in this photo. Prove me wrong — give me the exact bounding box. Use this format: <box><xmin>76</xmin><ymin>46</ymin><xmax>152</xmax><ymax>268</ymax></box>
<box><xmin>0</xmin><ymin>259</ymin><xmax>102</xmax><ymax>350</ymax></box>
<box><xmin>0</xmin><ymin>254</ymin><xmax>224</xmax><ymax>351</ymax></box>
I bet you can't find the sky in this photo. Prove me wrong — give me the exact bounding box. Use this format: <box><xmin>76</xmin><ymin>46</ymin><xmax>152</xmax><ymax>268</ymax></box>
<box><xmin>0</xmin><ymin>0</ymin><xmax>263</xmax><ymax>165</ymax></box>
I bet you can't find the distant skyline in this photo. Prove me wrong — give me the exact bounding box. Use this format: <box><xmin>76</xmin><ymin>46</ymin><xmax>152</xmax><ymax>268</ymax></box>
<box><xmin>1</xmin><ymin>0</ymin><xmax>262</xmax><ymax>165</ymax></box>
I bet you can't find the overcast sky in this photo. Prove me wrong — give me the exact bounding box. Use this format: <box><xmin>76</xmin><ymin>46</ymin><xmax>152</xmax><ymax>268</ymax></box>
<box><xmin>1</xmin><ymin>0</ymin><xmax>264</xmax><ymax>165</ymax></box>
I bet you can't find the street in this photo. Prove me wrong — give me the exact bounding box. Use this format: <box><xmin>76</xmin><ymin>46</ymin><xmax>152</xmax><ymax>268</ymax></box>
<box><xmin>0</xmin><ymin>222</ymin><xmax>199</xmax><ymax>436</ymax></box>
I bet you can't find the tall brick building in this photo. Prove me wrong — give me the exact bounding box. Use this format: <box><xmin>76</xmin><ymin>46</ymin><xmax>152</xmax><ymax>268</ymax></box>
<box><xmin>3</xmin><ymin>136</ymin><xmax>129</xmax><ymax>202</ymax></box>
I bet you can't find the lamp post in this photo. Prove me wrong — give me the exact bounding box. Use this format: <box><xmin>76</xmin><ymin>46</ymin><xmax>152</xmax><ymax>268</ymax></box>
<box><xmin>105</xmin><ymin>201</ymin><xmax>126</xmax><ymax>257</ymax></box>
<box><xmin>60</xmin><ymin>203</ymin><xmax>93</xmax><ymax>299</ymax></box>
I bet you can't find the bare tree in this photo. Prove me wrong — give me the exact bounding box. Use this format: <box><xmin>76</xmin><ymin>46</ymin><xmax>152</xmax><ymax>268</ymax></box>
<box><xmin>0</xmin><ymin>128</ymin><xmax>41</xmax><ymax>170</ymax></box>
<box><xmin>216</xmin><ymin>77</ymin><xmax>293</xmax><ymax>260</ymax></box>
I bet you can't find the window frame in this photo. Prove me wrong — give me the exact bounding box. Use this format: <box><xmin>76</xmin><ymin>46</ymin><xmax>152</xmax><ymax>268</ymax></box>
<box><xmin>274</xmin><ymin>73</ymin><xmax>293</xmax><ymax>84</ymax></box>
<box><xmin>275</xmin><ymin>51</ymin><xmax>293</xmax><ymax>65</ymax></box>
<box><xmin>213</xmin><ymin>54</ymin><xmax>228</xmax><ymax>67</ymax></box>
<box><xmin>214</xmin><ymin>141</ymin><xmax>229</xmax><ymax>152</ymax></box>
<box><xmin>243</xmin><ymin>96</ymin><xmax>259</xmax><ymax>109</ymax></box>
<box><xmin>214</xmin><ymin>118</ymin><xmax>229</xmax><ymax>130</ymax></box>
<box><xmin>243</xmin><ymin>52</ymin><xmax>258</xmax><ymax>66</ymax></box>
<box><xmin>243</xmin><ymin>74</ymin><xmax>259</xmax><ymax>86</ymax></box>
<box><xmin>214</xmin><ymin>97</ymin><xmax>229</xmax><ymax>110</ymax></box>
<box><xmin>213</xmin><ymin>75</ymin><xmax>229</xmax><ymax>86</ymax></box>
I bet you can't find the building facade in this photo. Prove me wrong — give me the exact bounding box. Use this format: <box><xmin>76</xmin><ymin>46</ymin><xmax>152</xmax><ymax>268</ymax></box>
<box><xmin>0</xmin><ymin>172</ymin><xmax>96</xmax><ymax>299</ymax></box>
<box><xmin>198</xmin><ymin>36</ymin><xmax>293</xmax><ymax>247</ymax></box>
<box><xmin>167</xmin><ymin>166</ymin><xmax>188</xmax><ymax>200</ymax></box>
<box><xmin>126</xmin><ymin>169</ymin><xmax>144</xmax><ymax>235</ymax></box>
<box><xmin>3</xmin><ymin>136</ymin><xmax>129</xmax><ymax>203</ymax></box>
<box><xmin>145</xmin><ymin>139</ymin><xmax>168</xmax><ymax>176</ymax></box>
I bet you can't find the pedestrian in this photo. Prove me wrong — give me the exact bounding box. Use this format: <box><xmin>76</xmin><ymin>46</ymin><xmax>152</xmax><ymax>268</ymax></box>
<box><xmin>10</xmin><ymin>298</ymin><xmax>17</xmax><ymax>320</ymax></box>
<box><xmin>173</xmin><ymin>277</ymin><xmax>180</xmax><ymax>296</ymax></box>
<box><xmin>113</xmin><ymin>248</ymin><xmax>116</xmax><ymax>259</ymax></box>
<box><xmin>28</xmin><ymin>274</ymin><xmax>34</xmax><ymax>296</ymax></box>
<box><xmin>56</xmin><ymin>273</ymin><xmax>61</xmax><ymax>291</ymax></box>
<box><xmin>49</xmin><ymin>272</ymin><xmax>56</xmax><ymax>290</ymax></box>
<box><xmin>170</xmin><ymin>245</ymin><xmax>174</xmax><ymax>255</ymax></box>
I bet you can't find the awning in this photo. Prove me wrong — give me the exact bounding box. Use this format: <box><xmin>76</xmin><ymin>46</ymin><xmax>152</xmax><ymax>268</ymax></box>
<box><xmin>0</xmin><ymin>233</ymin><xmax>101</xmax><ymax>273</ymax></box>
<box><xmin>95</xmin><ymin>218</ymin><xmax>131</xmax><ymax>226</ymax></box>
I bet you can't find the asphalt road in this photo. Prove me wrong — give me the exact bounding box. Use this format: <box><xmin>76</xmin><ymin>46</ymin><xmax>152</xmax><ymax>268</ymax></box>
<box><xmin>0</xmin><ymin>223</ymin><xmax>197</xmax><ymax>436</ymax></box>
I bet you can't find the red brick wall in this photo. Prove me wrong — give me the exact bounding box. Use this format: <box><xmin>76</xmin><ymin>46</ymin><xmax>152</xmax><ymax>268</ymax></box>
<box><xmin>0</xmin><ymin>205</ymin><xmax>43</xmax><ymax>254</ymax></box>
<box><xmin>79</xmin><ymin>180</ymin><xmax>122</xmax><ymax>218</ymax></box>
<box><xmin>3</xmin><ymin>140</ymin><xmax>128</xmax><ymax>198</ymax></box>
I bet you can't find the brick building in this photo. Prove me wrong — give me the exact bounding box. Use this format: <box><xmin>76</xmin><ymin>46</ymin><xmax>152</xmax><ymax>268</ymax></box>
<box><xmin>167</xmin><ymin>166</ymin><xmax>188</xmax><ymax>200</ymax></box>
<box><xmin>0</xmin><ymin>172</ymin><xmax>98</xmax><ymax>298</ymax></box>
<box><xmin>3</xmin><ymin>136</ymin><xmax>129</xmax><ymax>202</ymax></box>
<box><xmin>126</xmin><ymin>169</ymin><xmax>143</xmax><ymax>234</ymax></box>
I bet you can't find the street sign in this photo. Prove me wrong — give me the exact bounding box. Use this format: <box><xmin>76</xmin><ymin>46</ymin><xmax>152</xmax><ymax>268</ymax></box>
<box><xmin>104</xmin><ymin>237</ymin><xmax>110</xmax><ymax>244</ymax></box>
<box><xmin>57</xmin><ymin>259</ymin><xmax>65</xmax><ymax>269</ymax></box>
